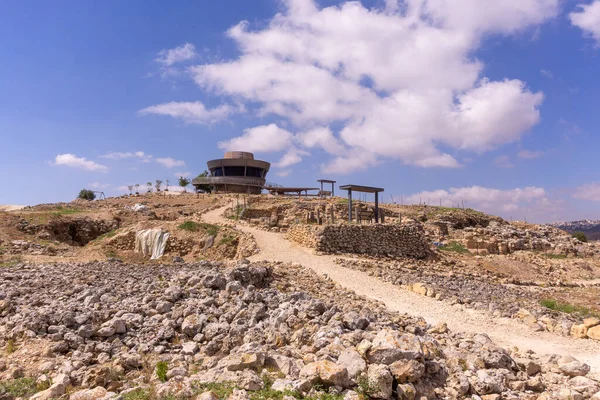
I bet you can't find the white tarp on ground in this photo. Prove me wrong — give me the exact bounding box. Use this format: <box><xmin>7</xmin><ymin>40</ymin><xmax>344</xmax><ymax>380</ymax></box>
<box><xmin>134</xmin><ymin>229</ymin><xmax>170</xmax><ymax>260</ymax></box>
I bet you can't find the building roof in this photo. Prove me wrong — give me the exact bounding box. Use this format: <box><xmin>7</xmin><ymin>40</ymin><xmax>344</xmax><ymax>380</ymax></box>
<box><xmin>317</xmin><ymin>179</ymin><xmax>337</xmax><ymax>183</ymax></box>
<box><xmin>339</xmin><ymin>184</ymin><xmax>384</xmax><ymax>193</ymax></box>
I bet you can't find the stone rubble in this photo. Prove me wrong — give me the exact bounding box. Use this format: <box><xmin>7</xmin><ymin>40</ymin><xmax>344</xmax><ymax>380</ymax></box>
<box><xmin>0</xmin><ymin>261</ymin><xmax>597</xmax><ymax>400</ymax></box>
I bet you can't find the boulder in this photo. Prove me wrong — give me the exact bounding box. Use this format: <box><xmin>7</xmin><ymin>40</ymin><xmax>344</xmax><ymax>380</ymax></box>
<box><xmin>587</xmin><ymin>325</ymin><xmax>600</xmax><ymax>340</ymax></box>
<box><xmin>366</xmin><ymin>329</ymin><xmax>423</xmax><ymax>365</ymax></box>
<box><xmin>558</xmin><ymin>356</ymin><xmax>590</xmax><ymax>377</ymax></box>
<box><xmin>571</xmin><ymin>324</ymin><xmax>588</xmax><ymax>339</ymax></box>
<box><xmin>69</xmin><ymin>387</ymin><xmax>108</xmax><ymax>400</ymax></box>
<box><xmin>367</xmin><ymin>364</ymin><xmax>393</xmax><ymax>399</ymax></box>
<box><xmin>337</xmin><ymin>348</ymin><xmax>367</xmax><ymax>381</ymax></box>
<box><xmin>389</xmin><ymin>359</ymin><xmax>425</xmax><ymax>383</ymax></box>
<box><xmin>299</xmin><ymin>360</ymin><xmax>349</xmax><ymax>388</ymax></box>
<box><xmin>583</xmin><ymin>317</ymin><xmax>600</xmax><ymax>328</ymax></box>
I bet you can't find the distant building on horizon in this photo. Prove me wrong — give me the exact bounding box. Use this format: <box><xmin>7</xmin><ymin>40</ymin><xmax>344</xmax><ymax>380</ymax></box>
<box><xmin>192</xmin><ymin>151</ymin><xmax>270</xmax><ymax>194</ymax></box>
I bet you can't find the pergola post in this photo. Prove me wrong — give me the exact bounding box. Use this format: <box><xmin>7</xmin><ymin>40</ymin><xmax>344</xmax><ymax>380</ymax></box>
<box><xmin>375</xmin><ymin>192</ymin><xmax>379</xmax><ymax>223</ymax></box>
<box><xmin>331</xmin><ymin>182</ymin><xmax>335</xmax><ymax>197</ymax></box>
<box><xmin>347</xmin><ymin>189</ymin><xmax>353</xmax><ymax>222</ymax></box>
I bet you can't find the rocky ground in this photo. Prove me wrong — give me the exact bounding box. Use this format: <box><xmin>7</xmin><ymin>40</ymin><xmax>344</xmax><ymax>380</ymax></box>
<box><xmin>1</xmin><ymin>261</ymin><xmax>599</xmax><ymax>400</ymax></box>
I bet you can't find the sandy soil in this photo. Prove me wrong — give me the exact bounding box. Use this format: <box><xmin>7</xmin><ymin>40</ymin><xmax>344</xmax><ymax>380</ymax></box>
<box><xmin>203</xmin><ymin>205</ymin><xmax>600</xmax><ymax>376</ymax></box>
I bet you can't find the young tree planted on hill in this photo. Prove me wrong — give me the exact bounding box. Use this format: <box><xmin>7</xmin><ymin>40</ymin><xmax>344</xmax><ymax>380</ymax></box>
<box><xmin>194</xmin><ymin>170</ymin><xmax>212</xmax><ymax>193</ymax></box>
<box><xmin>78</xmin><ymin>189</ymin><xmax>96</xmax><ymax>201</ymax></box>
<box><xmin>146</xmin><ymin>182</ymin><xmax>152</xmax><ymax>193</ymax></box>
<box><xmin>134</xmin><ymin>184</ymin><xmax>140</xmax><ymax>194</ymax></box>
<box><xmin>165</xmin><ymin>179</ymin><xmax>170</xmax><ymax>191</ymax></box>
<box><xmin>127</xmin><ymin>185</ymin><xmax>133</xmax><ymax>196</ymax></box>
<box><xmin>178</xmin><ymin>176</ymin><xmax>191</xmax><ymax>193</ymax></box>
<box><xmin>155</xmin><ymin>180</ymin><xmax>163</xmax><ymax>192</ymax></box>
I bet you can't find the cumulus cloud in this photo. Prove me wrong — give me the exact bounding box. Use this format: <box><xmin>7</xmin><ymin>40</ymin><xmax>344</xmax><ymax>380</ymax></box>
<box><xmin>139</xmin><ymin>101</ymin><xmax>234</xmax><ymax>124</ymax></box>
<box><xmin>218</xmin><ymin>124</ymin><xmax>294</xmax><ymax>153</ymax></box>
<box><xmin>570</xmin><ymin>1</ymin><xmax>600</xmax><ymax>44</ymax></box>
<box><xmin>101</xmin><ymin>151</ymin><xmax>152</xmax><ymax>163</ymax></box>
<box><xmin>403</xmin><ymin>186</ymin><xmax>551</xmax><ymax>219</ymax></box>
<box><xmin>156</xmin><ymin>43</ymin><xmax>197</xmax><ymax>66</ymax></box>
<box><xmin>518</xmin><ymin>149</ymin><xmax>544</xmax><ymax>159</ymax></box>
<box><xmin>52</xmin><ymin>154</ymin><xmax>108</xmax><ymax>172</ymax></box>
<box><xmin>180</xmin><ymin>0</ymin><xmax>553</xmax><ymax>172</ymax></box>
<box><xmin>155</xmin><ymin>157</ymin><xmax>185</xmax><ymax>168</ymax></box>
<box><xmin>572</xmin><ymin>182</ymin><xmax>600</xmax><ymax>201</ymax></box>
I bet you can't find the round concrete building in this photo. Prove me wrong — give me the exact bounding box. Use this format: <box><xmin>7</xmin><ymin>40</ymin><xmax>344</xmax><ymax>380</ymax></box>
<box><xmin>192</xmin><ymin>151</ymin><xmax>270</xmax><ymax>194</ymax></box>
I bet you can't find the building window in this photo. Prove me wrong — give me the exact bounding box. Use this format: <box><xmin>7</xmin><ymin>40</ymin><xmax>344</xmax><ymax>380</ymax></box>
<box><xmin>224</xmin><ymin>166</ymin><xmax>245</xmax><ymax>176</ymax></box>
<box><xmin>212</xmin><ymin>168</ymin><xmax>223</xmax><ymax>176</ymax></box>
<box><xmin>246</xmin><ymin>167</ymin><xmax>263</xmax><ymax>177</ymax></box>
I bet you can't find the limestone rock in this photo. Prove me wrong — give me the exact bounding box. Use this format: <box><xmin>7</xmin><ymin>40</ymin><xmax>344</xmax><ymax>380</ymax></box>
<box><xmin>587</xmin><ymin>325</ymin><xmax>600</xmax><ymax>340</ymax></box>
<box><xmin>337</xmin><ymin>347</ymin><xmax>367</xmax><ymax>381</ymax></box>
<box><xmin>558</xmin><ymin>356</ymin><xmax>590</xmax><ymax>377</ymax></box>
<box><xmin>367</xmin><ymin>364</ymin><xmax>393</xmax><ymax>399</ymax></box>
<box><xmin>300</xmin><ymin>360</ymin><xmax>349</xmax><ymax>388</ymax></box>
<box><xmin>366</xmin><ymin>329</ymin><xmax>423</xmax><ymax>365</ymax></box>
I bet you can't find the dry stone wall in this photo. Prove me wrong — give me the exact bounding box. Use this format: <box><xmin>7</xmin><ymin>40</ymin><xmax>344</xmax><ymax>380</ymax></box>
<box><xmin>286</xmin><ymin>223</ymin><xmax>430</xmax><ymax>259</ymax></box>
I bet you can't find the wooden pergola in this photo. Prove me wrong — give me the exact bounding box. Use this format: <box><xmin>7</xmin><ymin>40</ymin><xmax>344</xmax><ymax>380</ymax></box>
<box><xmin>317</xmin><ymin>179</ymin><xmax>336</xmax><ymax>197</ymax></box>
<box><xmin>339</xmin><ymin>184</ymin><xmax>384</xmax><ymax>223</ymax></box>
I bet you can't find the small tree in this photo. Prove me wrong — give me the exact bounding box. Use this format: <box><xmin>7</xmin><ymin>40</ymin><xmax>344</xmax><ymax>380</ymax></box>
<box><xmin>178</xmin><ymin>176</ymin><xmax>191</xmax><ymax>193</ymax></box>
<box><xmin>134</xmin><ymin>184</ymin><xmax>140</xmax><ymax>194</ymax></box>
<box><xmin>155</xmin><ymin>180</ymin><xmax>163</xmax><ymax>192</ymax></box>
<box><xmin>127</xmin><ymin>185</ymin><xmax>133</xmax><ymax>196</ymax></box>
<box><xmin>78</xmin><ymin>189</ymin><xmax>96</xmax><ymax>201</ymax></box>
<box><xmin>572</xmin><ymin>231</ymin><xmax>588</xmax><ymax>243</ymax></box>
<box><xmin>165</xmin><ymin>179</ymin><xmax>170</xmax><ymax>191</ymax></box>
<box><xmin>194</xmin><ymin>170</ymin><xmax>212</xmax><ymax>193</ymax></box>
<box><xmin>146</xmin><ymin>182</ymin><xmax>152</xmax><ymax>193</ymax></box>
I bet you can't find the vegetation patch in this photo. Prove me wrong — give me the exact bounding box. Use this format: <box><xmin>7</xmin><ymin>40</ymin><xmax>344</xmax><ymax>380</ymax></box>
<box><xmin>192</xmin><ymin>382</ymin><xmax>235</xmax><ymax>400</ymax></box>
<box><xmin>219</xmin><ymin>233</ymin><xmax>238</xmax><ymax>246</ymax></box>
<box><xmin>178</xmin><ymin>221</ymin><xmax>219</xmax><ymax>236</ymax></box>
<box><xmin>544</xmin><ymin>253</ymin><xmax>567</xmax><ymax>260</ymax></box>
<box><xmin>439</xmin><ymin>241</ymin><xmax>470</xmax><ymax>254</ymax></box>
<box><xmin>0</xmin><ymin>378</ymin><xmax>44</xmax><ymax>399</ymax></box>
<box><xmin>0</xmin><ymin>257</ymin><xmax>22</xmax><ymax>268</ymax></box>
<box><xmin>155</xmin><ymin>361</ymin><xmax>168</xmax><ymax>383</ymax></box>
<box><xmin>540</xmin><ymin>298</ymin><xmax>600</xmax><ymax>318</ymax></box>
<box><xmin>572</xmin><ymin>231</ymin><xmax>588</xmax><ymax>243</ymax></box>
<box><xmin>93</xmin><ymin>229</ymin><xmax>118</xmax><ymax>242</ymax></box>
<box><xmin>52</xmin><ymin>206</ymin><xmax>84</xmax><ymax>217</ymax></box>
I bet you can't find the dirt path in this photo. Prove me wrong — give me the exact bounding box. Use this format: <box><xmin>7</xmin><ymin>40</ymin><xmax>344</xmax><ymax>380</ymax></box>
<box><xmin>203</xmin><ymin>206</ymin><xmax>600</xmax><ymax>374</ymax></box>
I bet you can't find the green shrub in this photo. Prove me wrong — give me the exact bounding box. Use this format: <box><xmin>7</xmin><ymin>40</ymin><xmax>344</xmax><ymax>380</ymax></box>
<box><xmin>540</xmin><ymin>298</ymin><xmax>599</xmax><ymax>318</ymax></box>
<box><xmin>572</xmin><ymin>231</ymin><xmax>588</xmax><ymax>243</ymax></box>
<box><xmin>78</xmin><ymin>189</ymin><xmax>96</xmax><ymax>201</ymax></box>
<box><xmin>439</xmin><ymin>241</ymin><xmax>470</xmax><ymax>254</ymax></box>
<box><xmin>178</xmin><ymin>221</ymin><xmax>219</xmax><ymax>236</ymax></box>
<box><xmin>192</xmin><ymin>382</ymin><xmax>235</xmax><ymax>400</ymax></box>
<box><xmin>155</xmin><ymin>361</ymin><xmax>168</xmax><ymax>382</ymax></box>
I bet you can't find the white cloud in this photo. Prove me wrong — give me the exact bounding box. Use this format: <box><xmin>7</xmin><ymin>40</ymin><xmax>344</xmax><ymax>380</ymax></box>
<box><xmin>540</xmin><ymin>69</ymin><xmax>554</xmax><ymax>78</ymax></box>
<box><xmin>403</xmin><ymin>185</ymin><xmax>552</xmax><ymax>219</ymax></box>
<box><xmin>570</xmin><ymin>1</ymin><xmax>600</xmax><ymax>44</ymax></box>
<box><xmin>88</xmin><ymin>182</ymin><xmax>110</xmax><ymax>189</ymax></box>
<box><xmin>175</xmin><ymin>171</ymin><xmax>191</xmax><ymax>178</ymax></box>
<box><xmin>276</xmin><ymin>170</ymin><xmax>292</xmax><ymax>177</ymax></box>
<box><xmin>572</xmin><ymin>182</ymin><xmax>600</xmax><ymax>201</ymax></box>
<box><xmin>52</xmin><ymin>154</ymin><xmax>108</xmax><ymax>172</ymax></box>
<box><xmin>139</xmin><ymin>101</ymin><xmax>234</xmax><ymax>124</ymax></box>
<box><xmin>218</xmin><ymin>124</ymin><xmax>293</xmax><ymax>153</ymax></box>
<box><xmin>156</xmin><ymin>43</ymin><xmax>197</xmax><ymax>66</ymax></box>
<box><xmin>275</xmin><ymin>147</ymin><xmax>309</xmax><ymax>168</ymax></box>
<box><xmin>156</xmin><ymin>157</ymin><xmax>186</xmax><ymax>168</ymax></box>
<box><xmin>518</xmin><ymin>149</ymin><xmax>544</xmax><ymax>159</ymax></box>
<box><xmin>494</xmin><ymin>155</ymin><xmax>514</xmax><ymax>168</ymax></box>
<box><xmin>101</xmin><ymin>151</ymin><xmax>152</xmax><ymax>163</ymax></box>
<box><xmin>184</xmin><ymin>0</ymin><xmax>552</xmax><ymax>172</ymax></box>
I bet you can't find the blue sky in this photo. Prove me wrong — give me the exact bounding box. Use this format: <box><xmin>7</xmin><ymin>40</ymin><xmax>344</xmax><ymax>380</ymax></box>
<box><xmin>1</xmin><ymin>0</ymin><xmax>599</xmax><ymax>222</ymax></box>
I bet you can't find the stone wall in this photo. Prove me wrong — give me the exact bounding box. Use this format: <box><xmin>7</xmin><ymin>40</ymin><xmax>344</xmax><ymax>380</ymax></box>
<box><xmin>286</xmin><ymin>223</ymin><xmax>429</xmax><ymax>259</ymax></box>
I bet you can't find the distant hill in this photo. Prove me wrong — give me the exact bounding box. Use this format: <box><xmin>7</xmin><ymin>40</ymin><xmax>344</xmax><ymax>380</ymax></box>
<box><xmin>550</xmin><ymin>219</ymin><xmax>600</xmax><ymax>241</ymax></box>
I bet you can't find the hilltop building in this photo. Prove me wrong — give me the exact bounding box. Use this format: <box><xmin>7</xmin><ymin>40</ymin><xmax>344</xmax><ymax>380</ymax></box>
<box><xmin>192</xmin><ymin>151</ymin><xmax>270</xmax><ymax>194</ymax></box>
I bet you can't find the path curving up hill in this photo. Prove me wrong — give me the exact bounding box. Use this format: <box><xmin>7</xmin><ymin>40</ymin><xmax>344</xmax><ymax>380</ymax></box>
<box><xmin>203</xmin><ymin>206</ymin><xmax>600</xmax><ymax>374</ymax></box>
